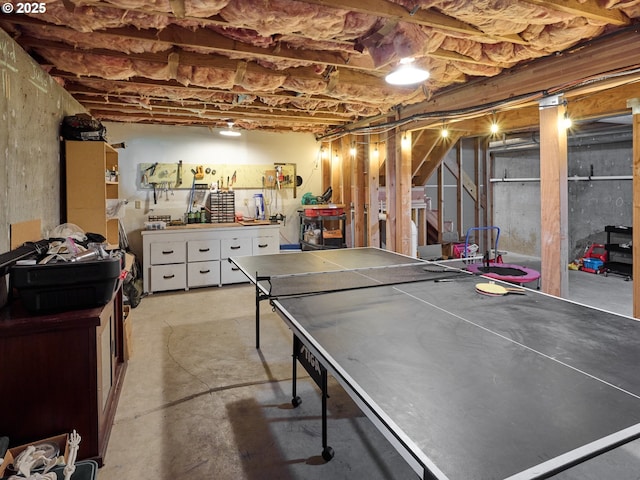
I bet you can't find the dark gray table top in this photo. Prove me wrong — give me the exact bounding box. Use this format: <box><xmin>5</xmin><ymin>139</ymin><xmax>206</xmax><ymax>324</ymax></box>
<box><xmin>230</xmin><ymin>247</ymin><xmax>640</xmax><ymax>479</ymax></box>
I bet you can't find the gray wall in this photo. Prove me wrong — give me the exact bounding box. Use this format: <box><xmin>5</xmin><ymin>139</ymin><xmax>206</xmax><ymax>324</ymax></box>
<box><xmin>492</xmin><ymin>130</ymin><xmax>632</xmax><ymax>259</ymax></box>
<box><xmin>0</xmin><ymin>28</ymin><xmax>86</xmax><ymax>253</ymax></box>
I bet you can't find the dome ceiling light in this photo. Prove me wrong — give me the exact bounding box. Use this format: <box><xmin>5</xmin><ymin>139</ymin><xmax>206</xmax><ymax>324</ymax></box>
<box><xmin>220</xmin><ymin>121</ymin><xmax>241</xmax><ymax>137</ymax></box>
<box><xmin>385</xmin><ymin>57</ymin><xmax>429</xmax><ymax>86</ymax></box>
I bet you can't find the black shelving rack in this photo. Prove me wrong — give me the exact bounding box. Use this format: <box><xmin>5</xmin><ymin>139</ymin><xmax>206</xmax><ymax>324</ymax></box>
<box><xmin>604</xmin><ymin>225</ymin><xmax>632</xmax><ymax>279</ymax></box>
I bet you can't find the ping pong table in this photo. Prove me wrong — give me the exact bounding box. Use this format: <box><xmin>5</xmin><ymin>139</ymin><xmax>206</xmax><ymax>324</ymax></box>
<box><xmin>229</xmin><ymin>247</ymin><xmax>640</xmax><ymax>480</ymax></box>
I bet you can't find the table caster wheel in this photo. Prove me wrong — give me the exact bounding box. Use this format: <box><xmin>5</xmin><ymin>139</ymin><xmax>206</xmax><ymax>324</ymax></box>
<box><xmin>322</xmin><ymin>446</ymin><xmax>335</xmax><ymax>462</ymax></box>
<box><xmin>291</xmin><ymin>396</ymin><xmax>302</xmax><ymax>407</ymax></box>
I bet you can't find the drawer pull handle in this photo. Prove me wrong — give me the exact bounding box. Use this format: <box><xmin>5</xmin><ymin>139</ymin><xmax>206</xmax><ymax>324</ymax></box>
<box><xmin>230</xmin><ymin>245</ymin><xmax>241</xmax><ymax>250</ymax></box>
<box><xmin>231</xmin><ymin>267</ymin><xmax>240</xmax><ymax>271</ymax></box>
<box><xmin>198</xmin><ymin>248</ymin><xmax>210</xmax><ymax>252</ymax></box>
<box><xmin>162</xmin><ymin>250</ymin><xmax>174</xmax><ymax>255</ymax></box>
<box><xmin>258</xmin><ymin>243</ymin><xmax>268</xmax><ymax>248</ymax></box>
<box><xmin>200</xmin><ymin>269</ymin><xmax>210</xmax><ymax>274</ymax></box>
<box><xmin>163</xmin><ymin>274</ymin><xmax>175</xmax><ymax>279</ymax></box>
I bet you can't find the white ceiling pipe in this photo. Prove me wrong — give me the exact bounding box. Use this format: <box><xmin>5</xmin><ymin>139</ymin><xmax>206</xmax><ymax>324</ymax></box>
<box><xmin>489</xmin><ymin>175</ymin><xmax>632</xmax><ymax>183</ymax></box>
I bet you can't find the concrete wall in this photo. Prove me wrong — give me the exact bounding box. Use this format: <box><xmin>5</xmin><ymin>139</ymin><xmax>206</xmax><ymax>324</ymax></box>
<box><xmin>103</xmin><ymin>122</ymin><xmax>322</xmax><ymax>260</ymax></box>
<box><xmin>0</xmin><ymin>28</ymin><xmax>85</xmax><ymax>253</ymax></box>
<box><xmin>491</xmin><ymin>130</ymin><xmax>632</xmax><ymax>259</ymax></box>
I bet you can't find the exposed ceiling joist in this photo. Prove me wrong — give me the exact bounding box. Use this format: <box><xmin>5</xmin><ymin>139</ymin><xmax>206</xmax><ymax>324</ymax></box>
<box><xmin>1</xmin><ymin>0</ymin><xmax>637</xmax><ymax>135</ymax></box>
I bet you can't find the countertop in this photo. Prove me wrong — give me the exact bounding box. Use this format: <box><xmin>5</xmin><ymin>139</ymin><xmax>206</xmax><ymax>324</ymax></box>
<box><xmin>143</xmin><ymin>220</ymin><xmax>276</xmax><ymax>232</ymax></box>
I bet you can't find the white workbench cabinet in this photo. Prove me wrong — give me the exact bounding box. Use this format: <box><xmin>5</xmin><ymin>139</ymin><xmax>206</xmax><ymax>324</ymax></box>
<box><xmin>142</xmin><ymin>224</ymin><xmax>279</xmax><ymax>294</ymax></box>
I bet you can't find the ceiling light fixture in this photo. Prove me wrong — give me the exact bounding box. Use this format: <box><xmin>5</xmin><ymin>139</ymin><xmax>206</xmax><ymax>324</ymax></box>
<box><xmin>441</xmin><ymin>122</ymin><xmax>449</xmax><ymax>139</ymax></box>
<box><xmin>385</xmin><ymin>57</ymin><xmax>430</xmax><ymax>86</ymax></box>
<box><xmin>490</xmin><ymin>111</ymin><xmax>500</xmax><ymax>135</ymax></box>
<box><xmin>220</xmin><ymin>121</ymin><xmax>241</xmax><ymax>137</ymax></box>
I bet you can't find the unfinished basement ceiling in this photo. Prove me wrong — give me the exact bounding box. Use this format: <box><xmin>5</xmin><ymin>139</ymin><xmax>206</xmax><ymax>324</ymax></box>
<box><xmin>1</xmin><ymin>0</ymin><xmax>639</xmax><ymax>135</ymax></box>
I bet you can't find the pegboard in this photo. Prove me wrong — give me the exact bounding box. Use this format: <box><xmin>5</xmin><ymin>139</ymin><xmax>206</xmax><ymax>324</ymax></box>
<box><xmin>138</xmin><ymin>161</ymin><xmax>296</xmax><ymax>194</ymax></box>
<box><xmin>138</xmin><ymin>162</ymin><xmax>297</xmax><ymax>198</ymax></box>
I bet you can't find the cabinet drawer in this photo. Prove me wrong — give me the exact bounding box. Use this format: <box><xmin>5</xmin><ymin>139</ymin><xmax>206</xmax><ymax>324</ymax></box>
<box><xmin>221</xmin><ymin>260</ymin><xmax>249</xmax><ymax>284</ymax></box>
<box><xmin>150</xmin><ymin>242</ymin><xmax>186</xmax><ymax>265</ymax></box>
<box><xmin>221</xmin><ymin>237</ymin><xmax>252</xmax><ymax>258</ymax></box>
<box><xmin>188</xmin><ymin>239</ymin><xmax>220</xmax><ymax>262</ymax></box>
<box><xmin>150</xmin><ymin>264</ymin><xmax>186</xmax><ymax>292</ymax></box>
<box><xmin>252</xmin><ymin>234</ymin><xmax>279</xmax><ymax>255</ymax></box>
<box><xmin>188</xmin><ymin>261</ymin><xmax>221</xmax><ymax>288</ymax></box>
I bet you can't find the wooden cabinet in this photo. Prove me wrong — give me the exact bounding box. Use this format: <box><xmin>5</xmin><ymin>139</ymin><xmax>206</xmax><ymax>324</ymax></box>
<box><xmin>0</xmin><ymin>288</ymin><xmax>126</xmax><ymax>466</ymax></box>
<box><xmin>142</xmin><ymin>224</ymin><xmax>279</xmax><ymax>294</ymax></box>
<box><xmin>65</xmin><ymin>141</ymin><xmax>119</xmax><ymax>247</ymax></box>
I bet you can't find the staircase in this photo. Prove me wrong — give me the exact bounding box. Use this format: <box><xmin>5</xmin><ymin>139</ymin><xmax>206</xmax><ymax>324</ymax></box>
<box><xmin>425</xmin><ymin>209</ymin><xmax>439</xmax><ymax>244</ymax></box>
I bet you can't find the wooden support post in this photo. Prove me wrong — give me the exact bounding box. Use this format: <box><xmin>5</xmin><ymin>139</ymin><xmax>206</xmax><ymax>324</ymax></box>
<box><xmin>321</xmin><ymin>142</ymin><xmax>331</xmax><ymax>192</ymax></box>
<box><xmin>351</xmin><ymin>136</ymin><xmax>365</xmax><ymax>247</ymax></box>
<box><xmin>395</xmin><ymin>130</ymin><xmax>412</xmax><ymax>256</ymax></box>
<box><xmin>340</xmin><ymin>136</ymin><xmax>353</xmax><ymax>247</ymax></box>
<box><xmin>628</xmin><ymin>98</ymin><xmax>640</xmax><ymax>318</ymax></box>
<box><xmin>539</xmin><ymin>96</ymin><xmax>569</xmax><ymax>297</ymax></box>
<box><xmin>367</xmin><ymin>134</ymin><xmax>381</xmax><ymax>248</ymax></box>
<box><xmin>385</xmin><ymin>134</ymin><xmax>397</xmax><ymax>252</ymax></box>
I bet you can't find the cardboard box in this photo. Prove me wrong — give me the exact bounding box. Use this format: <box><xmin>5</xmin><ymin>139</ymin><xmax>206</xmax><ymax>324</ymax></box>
<box><xmin>0</xmin><ymin>434</ymin><xmax>68</xmax><ymax>477</ymax></box>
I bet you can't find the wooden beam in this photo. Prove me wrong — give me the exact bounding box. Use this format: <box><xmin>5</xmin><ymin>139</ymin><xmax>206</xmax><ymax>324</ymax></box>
<box><xmin>352</xmin><ymin>136</ymin><xmax>366</xmax><ymax>247</ymax></box>
<box><xmin>299</xmin><ymin>0</ymin><xmax>526</xmax><ymax>45</ymax></box>
<box><xmin>368</xmin><ymin>134</ymin><xmax>381</xmax><ymax>248</ymax></box>
<box><xmin>340</xmin><ymin>137</ymin><xmax>353</xmax><ymax>246</ymax></box>
<box><xmin>400</xmin><ymin>29</ymin><xmax>640</xmax><ymax>121</ymax></box>
<box><xmin>396</xmin><ymin>129</ymin><xmax>413</xmax><ymax>256</ymax></box>
<box><xmin>522</xmin><ymin>0</ymin><xmax>629</xmax><ymax>26</ymax></box>
<box><xmin>413</xmin><ymin>132</ymin><xmax>464</xmax><ymax>185</ymax></box>
<box><xmin>539</xmin><ymin>98</ymin><xmax>569</xmax><ymax>297</ymax></box>
<box><xmin>321</xmin><ymin>142</ymin><xmax>332</xmax><ymax>193</ymax></box>
<box><xmin>8</xmin><ymin>15</ymin><xmax>377</xmax><ymax>71</ymax></box>
<box><xmin>411</xmin><ymin>130</ymin><xmax>441</xmax><ymax>177</ymax></box>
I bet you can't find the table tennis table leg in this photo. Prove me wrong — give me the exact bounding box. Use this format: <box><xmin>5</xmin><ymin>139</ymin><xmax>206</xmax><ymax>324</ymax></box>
<box><xmin>291</xmin><ymin>336</ymin><xmax>334</xmax><ymax>461</ymax></box>
<box><xmin>255</xmin><ymin>282</ymin><xmax>261</xmax><ymax>349</ymax></box>
<box><xmin>254</xmin><ymin>276</ymin><xmax>271</xmax><ymax>349</ymax></box>
<box><xmin>320</xmin><ymin>370</ymin><xmax>334</xmax><ymax>461</ymax></box>
<box><xmin>291</xmin><ymin>342</ymin><xmax>301</xmax><ymax>407</ymax></box>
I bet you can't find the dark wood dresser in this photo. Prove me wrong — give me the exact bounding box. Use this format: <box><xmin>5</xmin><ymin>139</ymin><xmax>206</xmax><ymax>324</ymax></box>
<box><xmin>0</xmin><ymin>288</ymin><xmax>126</xmax><ymax>466</ymax></box>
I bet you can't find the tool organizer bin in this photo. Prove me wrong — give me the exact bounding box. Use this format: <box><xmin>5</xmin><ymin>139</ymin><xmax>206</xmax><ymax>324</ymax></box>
<box><xmin>208</xmin><ymin>191</ymin><xmax>235</xmax><ymax>223</ymax></box>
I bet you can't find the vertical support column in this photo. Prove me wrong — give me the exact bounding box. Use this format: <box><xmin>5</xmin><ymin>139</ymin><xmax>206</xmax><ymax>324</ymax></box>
<box><xmin>395</xmin><ymin>130</ymin><xmax>412</xmax><ymax>256</ymax></box>
<box><xmin>539</xmin><ymin>96</ymin><xmax>569</xmax><ymax>297</ymax></box>
<box><xmin>628</xmin><ymin>99</ymin><xmax>640</xmax><ymax>319</ymax></box>
<box><xmin>320</xmin><ymin>142</ymin><xmax>331</xmax><ymax>192</ymax></box>
<box><xmin>351</xmin><ymin>137</ymin><xmax>365</xmax><ymax>247</ymax></box>
<box><xmin>330</xmin><ymin>142</ymin><xmax>341</xmax><ymax>204</ymax></box>
<box><xmin>368</xmin><ymin>134</ymin><xmax>381</xmax><ymax>248</ymax></box>
<box><xmin>437</xmin><ymin>165</ymin><xmax>444</xmax><ymax>245</ymax></box>
<box><xmin>385</xmin><ymin>133</ymin><xmax>397</xmax><ymax>252</ymax></box>
<box><xmin>340</xmin><ymin>136</ymin><xmax>353</xmax><ymax>247</ymax></box>
<box><xmin>456</xmin><ymin>142</ymin><xmax>463</xmax><ymax>242</ymax></box>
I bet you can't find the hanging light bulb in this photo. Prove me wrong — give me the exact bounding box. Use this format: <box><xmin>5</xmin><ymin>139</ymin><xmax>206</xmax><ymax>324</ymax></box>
<box><xmin>401</xmin><ymin>132</ymin><xmax>409</xmax><ymax>149</ymax></box>
<box><xmin>441</xmin><ymin>122</ymin><xmax>449</xmax><ymax>138</ymax></box>
<box><xmin>220</xmin><ymin>121</ymin><xmax>241</xmax><ymax>137</ymax></box>
<box><xmin>350</xmin><ymin>142</ymin><xmax>357</xmax><ymax>157</ymax></box>
<box><xmin>490</xmin><ymin>111</ymin><xmax>499</xmax><ymax>134</ymax></box>
<box><xmin>385</xmin><ymin>57</ymin><xmax>430</xmax><ymax>86</ymax></box>
<box><xmin>561</xmin><ymin>112</ymin><xmax>573</xmax><ymax>130</ymax></box>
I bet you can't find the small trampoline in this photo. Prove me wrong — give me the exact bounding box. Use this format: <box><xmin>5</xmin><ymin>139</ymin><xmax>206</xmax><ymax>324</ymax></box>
<box><xmin>466</xmin><ymin>262</ymin><xmax>541</xmax><ymax>287</ymax></box>
<box><xmin>463</xmin><ymin>226</ymin><xmax>541</xmax><ymax>288</ymax></box>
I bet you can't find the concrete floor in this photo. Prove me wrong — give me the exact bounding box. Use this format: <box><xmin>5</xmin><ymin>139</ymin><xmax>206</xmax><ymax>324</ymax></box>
<box><xmin>98</xmin><ymin>255</ymin><xmax>640</xmax><ymax>480</ymax></box>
